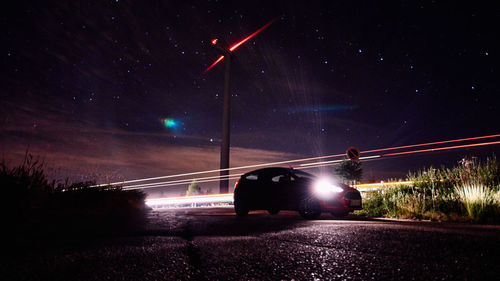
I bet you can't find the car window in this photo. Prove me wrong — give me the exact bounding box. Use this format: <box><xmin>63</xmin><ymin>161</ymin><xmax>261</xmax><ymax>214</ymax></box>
<box><xmin>292</xmin><ymin>170</ymin><xmax>315</xmax><ymax>180</ymax></box>
<box><xmin>245</xmin><ymin>174</ymin><xmax>258</xmax><ymax>180</ymax></box>
<box><xmin>271</xmin><ymin>174</ymin><xmax>294</xmax><ymax>183</ymax></box>
<box><xmin>271</xmin><ymin>175</ymin><xmax>283</xmax><ymax>182</ymax></box>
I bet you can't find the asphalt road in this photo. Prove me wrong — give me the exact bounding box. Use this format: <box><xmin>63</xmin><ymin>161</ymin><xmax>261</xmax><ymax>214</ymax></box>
<box><xmin>3</xmin><ymin>207</ymin><xmax>500</xmax><ymax>280</ymax></box>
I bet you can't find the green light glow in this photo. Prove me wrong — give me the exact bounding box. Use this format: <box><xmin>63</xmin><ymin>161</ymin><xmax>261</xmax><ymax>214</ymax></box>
<box><xmin>164</xmin><ymin>118</ymin><xmax>177</xmax><ymax>128</ymax></box>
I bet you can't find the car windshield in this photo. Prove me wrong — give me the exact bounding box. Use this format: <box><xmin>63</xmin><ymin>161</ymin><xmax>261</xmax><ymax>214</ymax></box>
<box><xmin>291</xmin><ymin>169</ymin><xmax>316</xmax><ymax>180</ymax></box>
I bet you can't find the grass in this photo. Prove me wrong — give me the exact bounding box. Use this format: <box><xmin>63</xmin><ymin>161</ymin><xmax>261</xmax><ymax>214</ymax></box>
<box><xmin>455</xmin><ymin>183</ymin><xmax>497</xmax><ymax>221</ymax></box>
<box><xmin>357</xmin><ymin>155</ymin><xmax>500</xmax><ymax>222</ymax></box>
<box><xmin>1</xmin><ymin>153</ymin><xmax>149</xmax><ymax>237</ymax></box>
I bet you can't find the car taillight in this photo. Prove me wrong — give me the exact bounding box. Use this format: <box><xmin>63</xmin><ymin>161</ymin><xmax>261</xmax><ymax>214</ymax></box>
<box><xmin>234</xmin><ymin>179</ymin><xmax>240</xmax><ymax>188</ymax></box>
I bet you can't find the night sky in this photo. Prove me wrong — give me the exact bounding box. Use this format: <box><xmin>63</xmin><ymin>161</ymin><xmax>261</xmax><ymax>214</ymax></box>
<box><xmin>1</xmin><ymin>1</ymin><xmax>499</xmax><ymax>192</ymax></box>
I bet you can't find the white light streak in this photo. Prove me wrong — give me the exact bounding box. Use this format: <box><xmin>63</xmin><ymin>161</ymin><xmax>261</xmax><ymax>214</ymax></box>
<box><xmin>123</xmin><ymin>175</ymin><xmax>242</xmax><ymax>190</ymax></box>
<box><xmin>146</xmin><ymin>193</ymin><xmax>234</xmax><ymax>207</ymax></box>
<box><xmin>122</xmin><ymin>173</ymin><xmax>239</xmax><ymax>189</ymax></box>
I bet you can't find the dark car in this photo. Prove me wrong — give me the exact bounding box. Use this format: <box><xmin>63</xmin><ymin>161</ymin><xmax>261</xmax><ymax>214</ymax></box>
<box><xmin>233</xmin><ymin>167</ymin><xmax>362</xmax><ymax>219</ymax></box>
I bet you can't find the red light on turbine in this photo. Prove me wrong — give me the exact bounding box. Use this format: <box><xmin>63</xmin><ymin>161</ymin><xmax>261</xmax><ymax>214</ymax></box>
<box><xmin>204</xmin><ymin>18</ymin><xmax>277</xmax><ymax>73</ymax></box>
<box><xmin>229</xmin><ymin>18</ymin><xmax>277</xmax><ymax>52</ymax></box>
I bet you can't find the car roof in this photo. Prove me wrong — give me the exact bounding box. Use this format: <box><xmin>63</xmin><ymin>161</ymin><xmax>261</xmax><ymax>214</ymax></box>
<box><xmin>242</xmin><ymin>167</ymin><xmax>305</xmax><ymax>177</ymax></box>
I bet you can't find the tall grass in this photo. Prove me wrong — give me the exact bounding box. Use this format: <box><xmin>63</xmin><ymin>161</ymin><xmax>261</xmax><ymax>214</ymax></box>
<box><xmin>1</xmin><ymin>153</ymin><xmax>149</xmax><ymax>236</ymax></box>
<box><xmin>358</xmin><ymin>155</ymin><xmax>500</xmax><ymax>222</ymax></box>
<box><xmin>455</xmin><ymin>183</ymin><xmax>496</xmax><ymax>220</ymax></box>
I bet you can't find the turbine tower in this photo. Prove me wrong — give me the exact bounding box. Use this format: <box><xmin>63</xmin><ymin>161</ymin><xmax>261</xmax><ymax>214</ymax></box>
<box><xmin>205</xmin><ymin>19</ymin><xmax>277</xmax><ymax>194</ymax></box>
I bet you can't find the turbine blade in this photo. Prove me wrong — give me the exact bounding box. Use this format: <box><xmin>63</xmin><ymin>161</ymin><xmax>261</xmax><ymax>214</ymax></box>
<box><xmin>229</xmin><ymin>18</ymin><xmax>278</xmax><ymax>52</ymax></box>
<box><xmin>204</xmin><ymin>55</ymin><xmax>224</xmax><ymax>73</ymax></box>
<box><xmin>204</xmin><ymin>18</ymin><xmax>278</xmax><ymax>73</ymax></box>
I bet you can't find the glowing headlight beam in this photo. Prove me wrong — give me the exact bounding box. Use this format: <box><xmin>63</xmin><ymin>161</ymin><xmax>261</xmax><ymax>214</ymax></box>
<box><xmin>314</xmin><ymin>180</ymin><xmax>343</xmax><ymax>197</ymax></box>
<box><xmin>204</xmin><ymin>18</ymin><xmax>278</xmax><ymax>73</ymax></box>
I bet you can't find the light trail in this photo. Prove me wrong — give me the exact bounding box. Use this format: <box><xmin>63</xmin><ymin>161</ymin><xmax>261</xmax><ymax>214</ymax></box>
<box><xmin>101</xmin><ymin>152</ymin><xmax>345</xmax><ymax>186</ymax></box>
<box><xmin>144</xmin><ymin>180</ymin><xmax>416</xmax><ymax>207</ymax></box>
<box><xmin>204</xmin><ymin>18</ymin><xmax>278</xmax><ymax>73</ymax></box>
<box><xmin>381</xmin><ymin>140</ymin><xmax>500</xmax><ymax>157</ymax></box>
<box><xmin>146</xmin><ymin>193</ymin><xmax>234</xmax><ymax>207</ymax></box>
<box><xmin>356</xmin><ymin>181</ymin><xmax>412</xmax><ymax>188</ymax></box>
<box><xmin>124</xmin><ymin>156</ymin><xmax>379</xmax><ymax>190</ymax></box>
<box><xmin>129</xmin><ymin>137</ymin><xmax>498</xmax><ymax>191</ymax></box>
<box><xmin>97</xmin><ymin>133</ymin><xmax>500</xmax><ymax>188</ymax></box>
<box><xmin>127</xmin><ymin>156</ymin><xmax>386</xmax><ymax>190</ymax></box>
<box><xmin>299</xmin><ymin>155</ymin><xmax>381</xmax><ymax>167</ymax></box>
<box><xmin>122</xmin><ymin>173</ymin><xmax>238</xmax><ymax>189</ymax></box>
<box><xmin>142</xmin><ymin>138</ymin><xmax>500</xmax><ymax>206</ymax></box>
<box><xmin>363</xmin><ymin>133</ymin><xmax>500</xmax><ymax>154</ymax></box>
<box><xmin>130</xmin><ymin>139</ymin><xmax>499</xmax><ymax>190</ymax></box>
<box><xmin>355</xmin><ymin>180</ymin><xmax>413</xmax><ymax>192</ymax></box>
<box><xmin>123</xmin><ymin>175</ymin><xmax>242</xmax><ymax>190</ymax></box>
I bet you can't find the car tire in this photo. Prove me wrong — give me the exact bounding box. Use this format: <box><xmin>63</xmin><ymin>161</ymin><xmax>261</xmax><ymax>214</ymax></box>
<box><xmin>331</xmin><ymin>210</ymin><xmax>349</xmax><ymax>218</ymax></box>
<box><xmin>298</xmin><ymin>197</ymin><xmax>321</xmax><ymax>219</ymax></box>
<box><xmin>268</xmin><ymin>208</ymin><xmax>280</xmax><ymax>215</ymax></box>
<box><xmin>234</xmin><ymin>197</ymin><xmax>249</xmax><ymax>217</ymax></box>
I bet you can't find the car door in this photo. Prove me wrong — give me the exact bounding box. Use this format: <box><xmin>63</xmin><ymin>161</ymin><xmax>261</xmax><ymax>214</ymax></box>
<box><xmin>246</xmin><ymin>170</ymin><xmax>274</xmax><ymax>210</ymax></box>
<box><xmin>270</xmin><ymin>172</ymin><xmax>297</xmax><ymax>210</ymax></box>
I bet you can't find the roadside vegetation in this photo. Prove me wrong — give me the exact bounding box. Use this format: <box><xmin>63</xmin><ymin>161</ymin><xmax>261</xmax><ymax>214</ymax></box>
<box><xmin>356</xmin><ymin>155</ymin><xmax>500</xmax><ymax>223</ymax></box>
<box><xmin>1</xmin><ymin>154</ymin><xmax>149</xmax><ymax>237</ymax></box>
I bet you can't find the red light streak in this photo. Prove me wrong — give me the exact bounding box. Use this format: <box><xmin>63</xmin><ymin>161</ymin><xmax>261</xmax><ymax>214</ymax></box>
<box><xmin>204</xmin><ymin>18</ymin><xmax>277</xmax><ymax>73</ymax></box>
<box><xmin>228</xmin><ymin>18</ymin><xmax>277</xmax><ymax>52</ymax></box>
<box><xmin>204</xmin><ymin>55</ymin><xmax>224</xmax><ymax>73</ymax></box>
<box><xmin>211</xmin><ymin>38</ymin><xmax>218</xmax><ymax>45</ymax></box>
<box><xmin>362</xmin><ymin>134</ymin><xmax>500</xmax><ymax>154</ymax></box>
<box><xmin>381</xmin><ymin>141</ymin><xmax>500</xmax><ymax>157</ymax></box>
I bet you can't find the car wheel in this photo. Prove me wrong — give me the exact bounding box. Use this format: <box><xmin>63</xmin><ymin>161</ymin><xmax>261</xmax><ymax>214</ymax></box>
<box><xmin>234</xmin><ymin>197</ymin><xmax>249</xmax><ymax>217</ymax></box>
<box><xmin>268</xmin><ymin>208</ymin><xmax>280</xmax><ymax>215</ymax></box>
<box><xmin>298</xmin><ymin>197</ymin><xmax>321</xmax><ymax>219</ymax></box>
<box><xmin>331</xmin><ymin>210</ymin><xmax>349</xmax><ymax>218</ymax></box>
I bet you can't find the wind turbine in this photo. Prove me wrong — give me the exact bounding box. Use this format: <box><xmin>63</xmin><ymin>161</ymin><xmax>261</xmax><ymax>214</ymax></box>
<box><xmin>205</xmin><ymin>18</ymin><xmax>277</xmax><ymax>194</ymax></box>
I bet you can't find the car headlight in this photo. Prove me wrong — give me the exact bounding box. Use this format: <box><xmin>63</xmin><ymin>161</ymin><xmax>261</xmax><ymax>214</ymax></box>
<box><xmin>313</xmin><ymin>180</ymin><xmax>343</xmax><ymax>197</ymax></box>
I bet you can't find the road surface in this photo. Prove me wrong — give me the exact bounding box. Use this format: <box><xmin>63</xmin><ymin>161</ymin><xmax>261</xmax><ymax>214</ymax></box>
<box><xmin>3</xmin><ymin>207</ymin><xmax>500</xmax><ymax>280</ymax></box>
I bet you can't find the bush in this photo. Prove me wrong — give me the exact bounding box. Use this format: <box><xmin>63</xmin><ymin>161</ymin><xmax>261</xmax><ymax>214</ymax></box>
<box><xmin>356</xmin><ymin>190</ymin><xmax>385</xmax><ymax>217</ymax></box>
